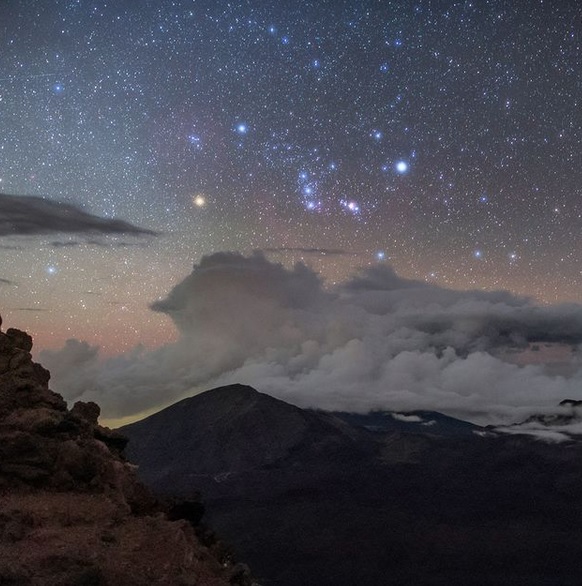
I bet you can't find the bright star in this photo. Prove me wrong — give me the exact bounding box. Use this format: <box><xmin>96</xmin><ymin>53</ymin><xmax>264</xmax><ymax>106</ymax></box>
<box><xmin>395</xmin><ymin>160</ymin><xmax>409</xmax><ymax>174</ymax></box>
<box><xmin>192</xmin><ymin>194</ymin><xmax>206</xmax><ymax>208</ymax></box>
<box><xmin>46</xmin><ymin>265</ymin><xmax>57</xmax><ymax>275</ymax></box>
<box><xmin>341</xmin><ymin>200</ymin><xmax>360</xmax><ymax>214</ymax></box>
<box><xmin>236</xmin><ymin>123</ymin><xmax>248</xmax><ymax>134</ymax></box>
<box><xmin>376</xmin><ymin>251</ymin><xmax>386</xmax><ymax>260</ymax></box>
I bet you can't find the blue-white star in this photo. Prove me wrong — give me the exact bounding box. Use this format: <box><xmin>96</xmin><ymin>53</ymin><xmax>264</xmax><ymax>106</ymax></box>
<box><xmin>395</xmin><ymin>160</ymin><xmax>409</xmax><ymax>174</ymax></box>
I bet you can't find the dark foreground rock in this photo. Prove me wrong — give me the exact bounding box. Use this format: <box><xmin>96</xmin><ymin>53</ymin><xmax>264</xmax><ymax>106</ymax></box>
<box><xmin>0</xmin><ymin>320</ymin><xmax>254</xmax><ymax>586</ymax></box>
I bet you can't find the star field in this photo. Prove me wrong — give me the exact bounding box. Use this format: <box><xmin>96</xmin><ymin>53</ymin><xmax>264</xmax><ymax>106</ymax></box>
<box><xmin>0</xmin><ymin>0</ymin><xmax>581</xmax><ymax>352</ymax></box>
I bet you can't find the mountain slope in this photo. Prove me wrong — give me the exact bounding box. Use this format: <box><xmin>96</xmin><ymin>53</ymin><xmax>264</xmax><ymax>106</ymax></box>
<box><xmin>123</xmin><ymin>384</ymin><xmax>374</xmax><ymax>496</ymax></box>
<box><xmin>331</xmin><ymin>408</ymin><xmax>483</xmax><ymax>436</ymax></box>
<box><xmin>122</xmin><ymin>384</ymin><xmax>582</xmax><ymax>586</ymax></box>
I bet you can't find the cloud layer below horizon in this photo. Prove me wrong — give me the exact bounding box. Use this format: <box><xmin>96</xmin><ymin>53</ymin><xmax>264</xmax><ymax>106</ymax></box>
<box><xmin>40</xmin><ymin>251</ymin><xmax>582</xmax><ymax>426</ymax></box>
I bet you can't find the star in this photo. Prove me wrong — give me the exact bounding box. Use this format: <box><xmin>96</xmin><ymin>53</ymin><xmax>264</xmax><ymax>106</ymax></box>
<box><xmin>395</xmin><ymin>161</ymin><xmax>409</xmax><ymax>174</ymax></box>
<box><xmin>192</xmin><ymin>194</ymin><xmax>206</xmax><ymax>208</ymax></box>
<box><xmin>341</xmin><ymin>200</ymin><xmax>360</xmax><ymax>214</ymax></box>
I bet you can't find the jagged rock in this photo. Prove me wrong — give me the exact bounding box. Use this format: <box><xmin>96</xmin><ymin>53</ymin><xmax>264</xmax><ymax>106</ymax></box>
<box><xmin>5</xmin><ymin>328</ymin><xmax>33</xmax><ymax>352</ymax></box>
<box><xmin>71</xmin><ymin>400</ymin><xmax>101</xmax><ymax>424</ymax></box>
<box><xmin>0</xmin><ymin>331</ymin><xmax>63</xmax><ymax>414</ymax></box>
<box><xmin>94</xmin><ymin>425</ymin><xmax>129</xmax><ymax>454</ymax></box>
<box><xmin>0</xmin><ymin>321</ymin><xmax>255</xmax><ymax>586</ymax></box>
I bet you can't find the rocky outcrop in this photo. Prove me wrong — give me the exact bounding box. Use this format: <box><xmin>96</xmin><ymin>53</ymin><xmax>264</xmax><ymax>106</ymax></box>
<box><xmin>0</xmin><ymin>319</ymin><xmax>254</xmax><ymax>586</ymax></box>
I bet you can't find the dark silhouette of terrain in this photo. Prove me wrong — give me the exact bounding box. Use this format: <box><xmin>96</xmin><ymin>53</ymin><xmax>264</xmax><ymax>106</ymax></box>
<box><xmin>123</xmin><ymin>384</ymin><xmax>582</xmax><ymax>586</ymax></box>
<box><xmin>0</xmin><ymin>321</ymin><xmax>254</xmax><ymax>586</ymax></box>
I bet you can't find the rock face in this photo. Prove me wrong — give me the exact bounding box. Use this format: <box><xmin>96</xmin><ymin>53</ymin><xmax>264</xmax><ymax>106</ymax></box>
<box><xmin>0</xmin><ymin>321</ymin><xmax>253</xmax><ymax>586</ymax></box>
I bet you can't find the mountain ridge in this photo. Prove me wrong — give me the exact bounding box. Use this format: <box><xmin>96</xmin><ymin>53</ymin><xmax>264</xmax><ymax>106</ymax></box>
<box><xmin>122</xmin><ymin>383</ymin><xmax>375</xmax><ymax>495</ymax></box>
<box><xmin>122</xmin><ymin>382</ymin><xmax>582</xmax><ymax>586</ymax></box>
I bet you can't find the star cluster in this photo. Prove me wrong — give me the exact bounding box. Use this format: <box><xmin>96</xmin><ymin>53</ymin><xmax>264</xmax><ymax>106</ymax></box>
<box><xmin>0</xmin><ymin>0</ymin><xmax>581</xmax><ymax>351</ymax></box>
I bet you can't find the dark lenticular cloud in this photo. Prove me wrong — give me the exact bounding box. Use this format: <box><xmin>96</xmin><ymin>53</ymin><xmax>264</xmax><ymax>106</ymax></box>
<box><xmin>50</xmin><ymin>240</ymin><xmax>147</xmax><ymax>248</ymax></box>
<box><xmin>41</xmin><ymin>252</ymin><xmax>582</xmax><ymax>424</ymax></box>
<box><xmin>0</xmin><ymin>193</ymin><xmax>157</xmax><ymax>236</ymax></box>
<box><xmin>262</xmin><ymin>247</ymin><xmax>358</xmax><ymax>256</ymax></box>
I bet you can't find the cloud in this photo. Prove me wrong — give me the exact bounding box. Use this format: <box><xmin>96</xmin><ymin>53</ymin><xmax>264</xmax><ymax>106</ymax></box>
<box><xmin>495</xmin><ymin>426</ymin><xmax>572</xmax><ymax>443</ymax></box>
<box><xmin>50</xmin><ymin>239</ymin><xmax>147</xmax><ymax>248</ymax></box>
<box><xmin>391</xmin><ymin>413</ymin><xmax>424</xmax><ymax>423</ymax></box>
<box><xmin>0</xmin><ymin>193</ymin><xmax>158</xmax><ymax>237</ymax></box>
<box><xmin>39</xmin><ymin>252</ymin><xmax>582</xmax><ymax>426</ymax></box>
<box><xmin>262</xmin><ymin>247</ymin><xmax>358</xmax><ymax>256</ymax></box>
<box><xmin>50</xmin><ymin>241</ymin><xmax>82</xmax><ymax>248</ymax></box>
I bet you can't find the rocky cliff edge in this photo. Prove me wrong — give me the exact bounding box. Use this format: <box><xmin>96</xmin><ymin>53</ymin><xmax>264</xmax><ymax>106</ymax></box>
<box><xmin>0</xmin><ymin>319</ymin><xmax>253</xmax><ymax>586</ymax></box>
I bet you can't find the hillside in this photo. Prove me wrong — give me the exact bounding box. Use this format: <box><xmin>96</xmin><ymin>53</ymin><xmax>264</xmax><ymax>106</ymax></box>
<box><xmin>123</xmin><ymin>384</ymin><xmax>582</xmax><ymax>586</ymax></box>
<box><xmin>0</xmin><ymin>321</ymin><xmax>253</xmax><ymax>586</ymax></box>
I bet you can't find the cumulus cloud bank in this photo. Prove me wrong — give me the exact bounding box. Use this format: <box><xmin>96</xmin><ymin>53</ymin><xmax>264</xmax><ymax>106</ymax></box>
<box><xmin>0</xmin><ymin>193</ymin><xmax>157</xmax><ymax>237</ymax></box>
<box><xmin>40</xmin><ymin>251</ymin><xmax>582</xmax><ymax>425</ymax></box>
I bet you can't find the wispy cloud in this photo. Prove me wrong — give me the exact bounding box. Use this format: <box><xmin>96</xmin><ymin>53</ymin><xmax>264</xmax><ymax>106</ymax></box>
<box><xmin>50</xmin><ymin>239</ymin><xmax>148</xmax><ymax>249</ymax></box>
<box><xmin>263</xmin><ymin>247</ymin><xmax>357</xmax><ymax>256</ymax></box>
<box><xmin>0</xmin><ymin>193</ymin><xmax>158</xmax><ymax>237</ymax></box>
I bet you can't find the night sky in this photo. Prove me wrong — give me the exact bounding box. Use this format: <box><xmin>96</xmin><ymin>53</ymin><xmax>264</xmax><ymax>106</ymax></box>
<box><xmin>1</xmin><ymin>0</ymin><xmax>581</xmax><ymax>357</ymax></box>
